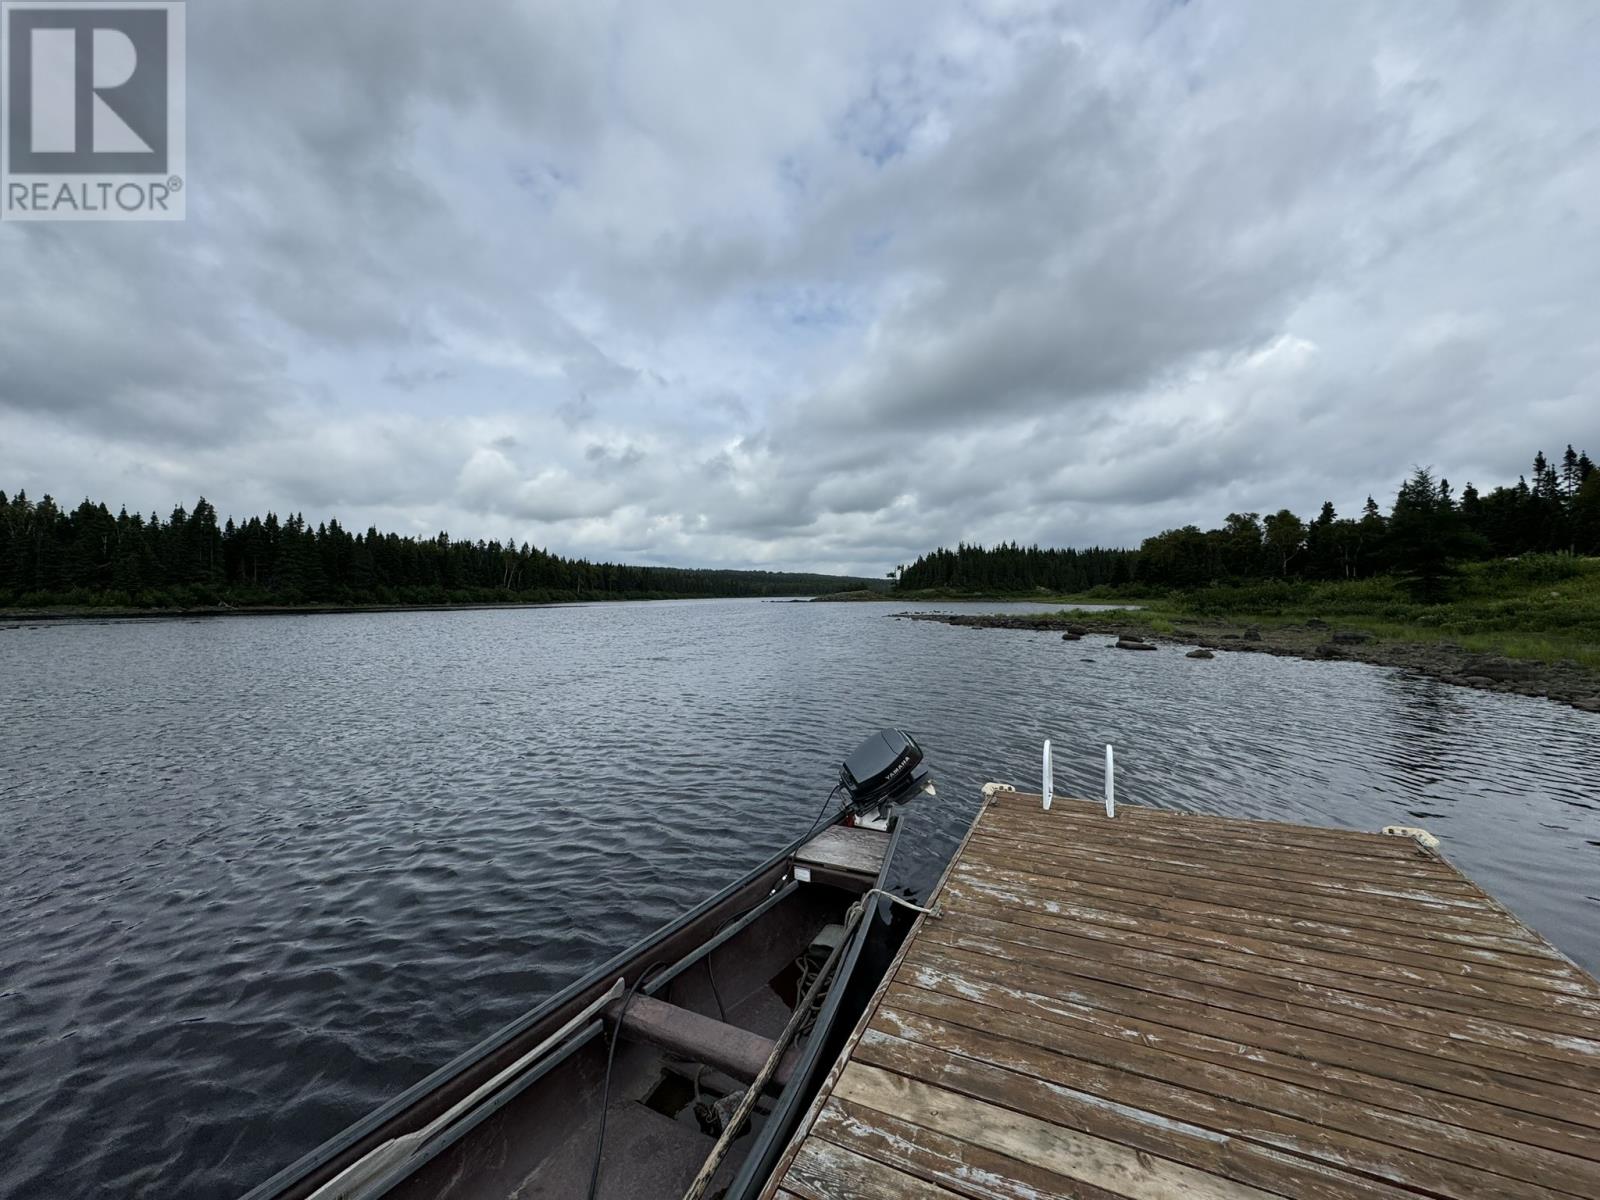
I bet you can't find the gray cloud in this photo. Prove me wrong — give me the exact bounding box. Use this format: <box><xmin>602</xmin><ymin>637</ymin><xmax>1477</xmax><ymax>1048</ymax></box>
<box><xmin>3</xmin><ymin>0</ymin><xmax>1599</xmax><ymax>576</ymax></box>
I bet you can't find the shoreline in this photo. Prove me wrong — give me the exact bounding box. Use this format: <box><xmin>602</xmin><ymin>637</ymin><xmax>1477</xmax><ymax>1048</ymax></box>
<box><xmin>894</xmin><ymin>610</ymin><xmax>1600</xmax><ymax>714</ymax></box>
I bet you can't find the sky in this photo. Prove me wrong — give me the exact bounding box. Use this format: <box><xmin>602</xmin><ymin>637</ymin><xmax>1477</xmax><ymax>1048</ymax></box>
<box><xmin>3</xmin><ymin>0</ymin><xmax>1598</xmax><ymax>577</ymax></box>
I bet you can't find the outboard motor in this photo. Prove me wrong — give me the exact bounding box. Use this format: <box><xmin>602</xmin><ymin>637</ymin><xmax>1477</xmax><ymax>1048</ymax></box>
<box><xmin>839</xmin><ymin>728</ymin><xmax>934</xmax><ymax>828</ymax></box>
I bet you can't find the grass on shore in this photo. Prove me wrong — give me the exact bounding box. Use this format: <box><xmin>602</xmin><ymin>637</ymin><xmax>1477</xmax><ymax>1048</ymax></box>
<box><xmin>1046</xmin><ymin>555</ymin><xmax>1600</xmax><ymax>669</ymax></box>
<box><xmin>817</xmin><ymin>584</ymin><xmax>1125</xmax><ymax>603</ymax></box>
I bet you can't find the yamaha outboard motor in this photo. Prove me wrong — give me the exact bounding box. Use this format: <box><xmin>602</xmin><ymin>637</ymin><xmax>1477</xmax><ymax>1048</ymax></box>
<box><xmin>839</xmin><ymin>728</ymin><xmax>933</xmax><ymax>825</ymax></box>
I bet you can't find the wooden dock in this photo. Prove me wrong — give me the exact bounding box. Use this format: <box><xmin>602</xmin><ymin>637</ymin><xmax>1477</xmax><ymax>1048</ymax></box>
<box><xmin>759</xmin><ymin>791</ymin><xmax>1600</xmax><ymax>1200</ymax></box>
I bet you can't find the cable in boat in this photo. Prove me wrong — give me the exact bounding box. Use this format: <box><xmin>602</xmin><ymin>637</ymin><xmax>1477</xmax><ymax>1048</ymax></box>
<box><xmin>584</xmin><ymin>960</ymin><xmax>667</xmax><ymax>1200</ymax></box>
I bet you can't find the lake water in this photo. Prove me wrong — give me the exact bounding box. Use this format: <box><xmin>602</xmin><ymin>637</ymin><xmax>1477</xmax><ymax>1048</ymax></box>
<box><xmin>2</xmin><ymin>598</ymin><xmax>1597</xmax><ymax>1198</ymax></box>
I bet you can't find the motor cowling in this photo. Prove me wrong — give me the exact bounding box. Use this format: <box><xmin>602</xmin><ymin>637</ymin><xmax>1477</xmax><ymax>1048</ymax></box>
<box><xmin>839</xmin><ymin>728</ymin><xmax>933</xmax><ymax>820</ymax></box>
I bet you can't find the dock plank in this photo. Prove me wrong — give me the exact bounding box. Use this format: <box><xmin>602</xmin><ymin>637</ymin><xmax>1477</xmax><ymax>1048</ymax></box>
<box><xmin>873</xmin><ymin>1005</ymin><xmax>1591</xmax><ymax>1198</ymax></box>
<box><xmin>956</xmin><ymin>855</ymin><xmax>1561</xmax><ymax>951</ymax></box>
<box><xmin>761</xmin><ymin>793</ymin><xmax>1600</xmax><ymax>1200</ymax></box>
<box><xmin>885</xmin><ymin>979</ymin><xmax>1600</xmax><ymax>1163</ymax></box>
<box><xmin>945</xmin><ymin>869</ymin><xmax>1599</xmax><ymax>995</ymax></box>
<box><xmin>784</xmin><ymin>1136</ymin><xmax>971</xmax><ymax>1200</ymax></box>
<box><xmin>828</xmin><ymin>1066</ymin><xmax>1276</xmax><ymax>1200</ymax></box>
<box><xmin>902</xmin><ymin>947</ymin><xmax>1600</xmax><ymax>1130</ymax></box>
<box><xmin>922</xmin><ymin>909</ymin><xmax>1600</xmax><ymax>1063</ymax></box>
<box><xmin>813</xmin><ymin>1095</ymin><xmax>1134</xmax><ymax>1200</ymax></box>
<box><xmin>957</xmin><ymin>857</ymin><xmax>1575</xmax><ymax>970</ymax></box>
<box><xmin>942</xmin><ymin>880</ymin><xmax>1600</xmax><ymax>1016</ymax></box>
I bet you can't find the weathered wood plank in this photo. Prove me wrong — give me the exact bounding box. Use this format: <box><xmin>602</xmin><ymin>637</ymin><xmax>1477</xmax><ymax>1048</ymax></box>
<box><xmin>928</xmin><ymin>907</ymin><xmax>1600</xmax><ymax>1058</ymax></box>
<box><xmin>970</xmin><ymin>820</ymin><xmax>1493</xmax><ymax>902</ymax></box>
<box><xmin>829</xmin><ymin>1064</ymin><xmax>1280</xmax><ymax>1200</ymax></box>
<box><xmin>909</xmin><ymin>930</ymin><xmax>1600</xmax><ymax>1093</ymax></box>
<box><xmin>946</xmin><ymin>867</ymin><xmax>1594</xmax><ymax>994</ymax></box>
<box><xmin>965</xmin><ymin>835</ymin><xmax>1509</xmax><ymax>939</ymax></box>
<box><xmin>814</xmin><ymin>1095</ymin><xmax>1134</xmax><ymax>1200</ymax></box>
<box><xmin>797</xmin><ymin>825</ymin><xmax>890</xmax><ymax>877</ymax></box>
<box><xmin>954</xmin><ymin>852</ymin><xmax>1551</xmax><ymax>946</ymax></box>
<box><xmin>852</xmin><ymin>1030</ymin><xmax>1426</xmax><ymax>1200</ymax></box>
<box><xmin>970</xmin><ymin>833</ymin><xmax>1495</xmax><ymax>913</ymax></box>
<box><xmin>987</xmin><ymin>795</ymin><xmax>1437</xmax><ymax>858</ymax></box>
<box><xmin>784</xmin><ymin>1133</ymin><xmax>975</xmax><ymax>1200</ymax></box>
<box><xmin>982</xmin><ymin>799</ymin><xmax>1465</xmax><ymax>873</ymax></box>
<box><xmin>899</xmin><ymin>949</ymin><xmax>1600</xmax><ymax>1129</ymax></box>
<box><xmin>874</xmin><ymin>1001</ymin><xmax>1599</xmax><ymax>1198</ymax></box>
<box><xmin>885</xmin><ymin>979</ymin><xmax>1600</xmax><ymax>1164</ymax></box>
<box><xmin>956</xmin><ymin>857</ymin><xmax>1571</xmax><ymax>968</ymax></box>
<box><xmin>944</xmin><ymin>878</ymin><xmax>1600</xmax><ymax>1015</ymax></box>
<box><xmin>978</xmin><ymin>806</ymin><xmax>1479</xmax><ymax>886</ymax></box>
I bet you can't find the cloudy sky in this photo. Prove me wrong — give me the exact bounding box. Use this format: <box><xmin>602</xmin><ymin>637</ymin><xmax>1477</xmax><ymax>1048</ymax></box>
<box><xmin>3</xmin><ymin>1</ymin><xmax>1598</xmax><ymax>576</ymax></box>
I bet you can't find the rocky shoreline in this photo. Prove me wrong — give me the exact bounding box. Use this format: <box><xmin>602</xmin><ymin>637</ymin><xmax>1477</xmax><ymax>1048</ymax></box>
<box><xmin>894</xmin><ymin>611</ymin><xmax>1600</xmax><ymax>714</ymax></box>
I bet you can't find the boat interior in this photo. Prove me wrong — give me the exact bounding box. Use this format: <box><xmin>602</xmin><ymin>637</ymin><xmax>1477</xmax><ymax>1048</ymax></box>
<box><xmin>387</xmin><ymin>879</ymin><xmax>867</xmax><ymax>1200</ymax></box>
<box><xmin>374</xmin><ymin>822</ymin><xmax>896</xmax><ymax>1200</ymax></box>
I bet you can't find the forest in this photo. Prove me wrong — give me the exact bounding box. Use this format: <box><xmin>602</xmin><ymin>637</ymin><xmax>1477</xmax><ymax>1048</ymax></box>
<box><xmin>0</xmin><ymin>493</ymin><xmax>877</xmax><ymax>609</ymax></box>
<box><xmin>896</xmin><ymin>445</ymin><xmax>1600</xmax><ymax>599</ymax></box>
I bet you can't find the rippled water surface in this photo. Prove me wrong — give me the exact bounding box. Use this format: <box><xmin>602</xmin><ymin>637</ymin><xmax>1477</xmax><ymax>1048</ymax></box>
<box><xmin>2</xmin><ymin>599</ymin><xmax>1597</xmax><ymax>1198</ymax></box>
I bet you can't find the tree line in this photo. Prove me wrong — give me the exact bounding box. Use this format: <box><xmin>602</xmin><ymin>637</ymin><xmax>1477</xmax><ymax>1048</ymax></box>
<box><xmin>892</xmin><ymin>544</ymin><xmax>1136</xmax><ymax>593</ymax></box>
<box><xmin>0</xmin><ymin>492</ymin><xmax>876</xmax><ymax>608</ymax></box>
<box><xmin>896</xmin><ymin>444</ymin><xmax>1600</xmax><ymax>599</ymax></box>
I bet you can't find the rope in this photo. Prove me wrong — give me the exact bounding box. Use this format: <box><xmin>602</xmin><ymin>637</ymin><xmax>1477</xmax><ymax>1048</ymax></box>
<box><xmin>856</xmin><ymin>887</ymin><xmax>942</xmax><ymax>920</ymax></box>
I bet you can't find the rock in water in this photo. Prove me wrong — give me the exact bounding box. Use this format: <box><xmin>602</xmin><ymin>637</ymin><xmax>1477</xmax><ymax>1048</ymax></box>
<box><xmin>1186</xmin><ymin>648</ymin><xmax>1214</xmax><ymax>659</ymax></box>
<box><xmin>1115</xmin><ymin>638</ymin><xmax>1157</xmax><ymax>651</ymax></box>
<box><xmin>1061</xmin><ymin>632</ymin><xmax>1081</xmax><ymax>641</ymax></box>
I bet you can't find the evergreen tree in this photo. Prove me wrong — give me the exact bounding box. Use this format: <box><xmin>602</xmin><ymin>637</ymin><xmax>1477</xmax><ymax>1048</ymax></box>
<box><xmin>1304</xmin><ymin>501</ymin><xmax>1338</xmax><ymax>579</ymax></box>
<box><xmin>1574</xmin><ymin>472</ymin><xmax>1600</xmax><ymax>556</ymax></box>
<box><xmin>1354</xmin><ymin>497</ymin><xmax>1387</xmax><ymax>578</ymax></box>
<box><xmin>1385</xmin><ymin>467</ymin><xmax>1481</xmax><ymax>601</ymax></box>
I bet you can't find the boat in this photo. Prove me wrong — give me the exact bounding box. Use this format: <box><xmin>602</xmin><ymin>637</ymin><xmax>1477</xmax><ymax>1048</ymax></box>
<box><xmin>242</xmin><ymin>729</ymin><xmax>936</xmax><ymax>1200</ymax></box>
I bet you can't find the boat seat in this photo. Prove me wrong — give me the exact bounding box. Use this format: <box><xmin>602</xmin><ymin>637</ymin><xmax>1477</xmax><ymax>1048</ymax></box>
<box><xmin>795</xmin><ymin>825</ymin><xmax>889</xmax><ymax>882</ymax></box>
<box><xmin>606</xmin><ymin>995</ymin><xmax>799</xmax><ymax>1090</ymax></box>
